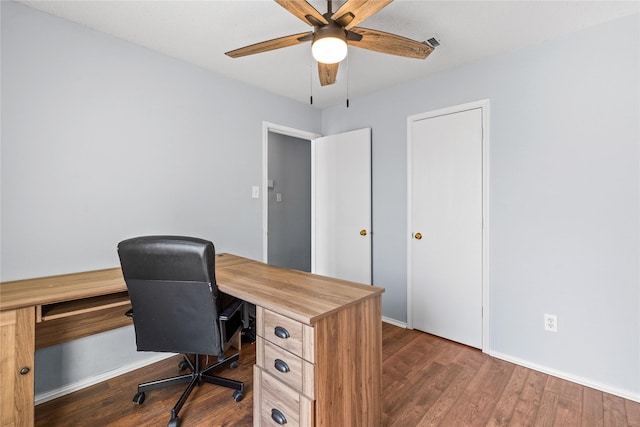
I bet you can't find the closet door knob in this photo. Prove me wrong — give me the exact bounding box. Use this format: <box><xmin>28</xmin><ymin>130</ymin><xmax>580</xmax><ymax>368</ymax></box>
<box><xmin>360</xmin><ymin>229</ymin><xmax>367</xmax><ymax>236</ymax></box>
<box><xmin>414</xmin><ymin>232</ymin><xmax>422</xmax><ymax>240</ymax></box>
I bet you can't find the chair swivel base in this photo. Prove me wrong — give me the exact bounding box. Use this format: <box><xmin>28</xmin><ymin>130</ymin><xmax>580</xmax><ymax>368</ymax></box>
<box><xmin>133</xmin><ymin>353</ymin><xmax>244</xmax><ymax>427</ymax></box>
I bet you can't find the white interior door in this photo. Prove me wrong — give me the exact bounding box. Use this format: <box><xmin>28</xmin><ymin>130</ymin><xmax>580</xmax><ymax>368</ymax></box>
<box><xmin>409</xmin><ymin>106</ymin><xmax>484</xmax><ymax>348</ymax></box>
<box><xmin>313</xmin><ymin>128</ymin><xmax>371</xmax><ymax>285</ymax></box>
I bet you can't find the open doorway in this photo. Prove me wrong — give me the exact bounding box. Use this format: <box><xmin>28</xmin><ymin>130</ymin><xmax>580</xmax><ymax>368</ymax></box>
<box><xmin>267</xmin><ymin>132</ymin><xmax>311</xmax><ymax>271</ymax></box>
<box><xmin>263</xmin><ymin>122</ymin><xmax>319</xmax><ymax>271</ymax></box>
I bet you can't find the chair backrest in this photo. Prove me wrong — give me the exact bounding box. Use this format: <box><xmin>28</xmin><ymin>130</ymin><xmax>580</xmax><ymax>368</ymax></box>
<box><xmin>117</xmin><ymin>236</ymin><xmax>222</xmax><ymax>356</ymax></box>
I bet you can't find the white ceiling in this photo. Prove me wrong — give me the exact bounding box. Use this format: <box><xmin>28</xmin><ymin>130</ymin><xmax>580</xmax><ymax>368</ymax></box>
<box><xmin>18</xmin><ymin>0</ymin><xmax>640</xmax><ymax>108</ymax></box>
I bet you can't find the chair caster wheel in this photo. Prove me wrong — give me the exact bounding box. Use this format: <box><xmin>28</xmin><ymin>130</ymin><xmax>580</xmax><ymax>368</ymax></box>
<box><xmin>232</xmin><ymin>390</ymin><xmax>244</xmax><ymax>402</ymax></box>
<box><xmin>178</xmin><ymin>360</ymin><xmax>189</xmax><ymax>371</ymax></box>
<box><xmin>168</xmin><ymin>416</ymin><xmax>180</xmax><ymax>427</ymax></box>
<box><xmin>230</xmin><ymin>360</ymin><xmax>239</xmax><ymax>369</ymax></box>
<box><xmin>133</xmin><ymin>392</ymin><xmax>145</xmax><ymax>405</ymax></box>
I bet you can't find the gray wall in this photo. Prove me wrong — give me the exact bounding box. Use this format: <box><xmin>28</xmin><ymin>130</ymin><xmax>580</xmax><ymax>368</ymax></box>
<box><xmin>322</xmin><ymin>14</ymin><xmax>639</xmax><ymax>398</ymax></box>
<box><xmin>2</xmin><ymin>0</ymin><xmax>639</xmax><ymax>403</ymax></box>
<box><xmin>267</xmin><ymin>132</ymin><xmax>311</xmax><ymax>272</ymax></box>
<box><xmin>1</xmin><ymin>1</ymin><xmax>320</xmax><ymax>395</ymax></box>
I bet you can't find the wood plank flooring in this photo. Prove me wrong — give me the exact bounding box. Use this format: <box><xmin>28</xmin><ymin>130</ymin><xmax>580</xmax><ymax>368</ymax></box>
<box><xmin>35</xmin><ymin>323</ymin><xmax>640</xmax><ymax>426</ymax></box>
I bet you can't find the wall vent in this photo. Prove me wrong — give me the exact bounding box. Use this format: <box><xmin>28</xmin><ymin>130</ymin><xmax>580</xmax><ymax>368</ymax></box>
<box><xmin>427</xmin><ymin>37</ymin><xmax>441</xmax><ymax>48</ymax></box>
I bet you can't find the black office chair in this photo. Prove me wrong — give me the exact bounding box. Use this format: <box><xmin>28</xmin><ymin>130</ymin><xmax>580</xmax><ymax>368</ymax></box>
<box><xmin>117</xmin><ymin>236</ymin><xmax>245</xmax><ymax>427</ymax></box>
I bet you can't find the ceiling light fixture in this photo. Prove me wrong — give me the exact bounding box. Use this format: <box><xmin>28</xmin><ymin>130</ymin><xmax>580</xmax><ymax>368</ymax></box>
<box><xmin>311</xmin><ymin>23</ymin><xmax>347</xmax><ymax>64</ymax></box>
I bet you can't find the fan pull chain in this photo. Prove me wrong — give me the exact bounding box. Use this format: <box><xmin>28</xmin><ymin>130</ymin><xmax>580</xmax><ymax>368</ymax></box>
<box><xmin>310</xmin><ymin>56</ymin><xmax>313</xmax><ymax>105</ymax></box>
<box><xmin>346</xmin><ymin>48</ymin><xmax>350</xmax><ymax>108</ymax></box>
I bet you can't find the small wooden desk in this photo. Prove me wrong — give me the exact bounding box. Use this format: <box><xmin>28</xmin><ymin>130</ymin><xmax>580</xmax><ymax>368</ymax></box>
<box><xmin>0</xmin><ymin>254</ymin><xmax>384</xmax><ymax>427</ymax></box>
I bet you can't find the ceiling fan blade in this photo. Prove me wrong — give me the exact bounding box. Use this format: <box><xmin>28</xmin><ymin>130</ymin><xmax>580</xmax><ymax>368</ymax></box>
<box><xmin>318</xmin><ymin>62</ymin><xmax>339</xmax><ymax>86</ymax></box>
<box><xmin>275</xmin><ymin>0</ymin><xmax>328</xmax><ymax>26</ymax></box>
<box><xmin>225</xmin><ymin>32</ymin><xmax>312</xmax><ymax>58</ymax></box>
<box><xmin>348</xmin><ymin>27</ymin><xmax>434</xmax><ymax>59</ymax></box>
<box><xmin>332</xmin><ymin>0</ymin><xmax>393</xmax><ymax>30</ymax></box>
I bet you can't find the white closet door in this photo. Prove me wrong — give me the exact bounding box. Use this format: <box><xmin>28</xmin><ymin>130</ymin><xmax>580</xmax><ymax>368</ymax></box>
<box><xmin>409</xmin><ymin>108</ymin><xmax>483</xmax><ymax>348</ymax></box>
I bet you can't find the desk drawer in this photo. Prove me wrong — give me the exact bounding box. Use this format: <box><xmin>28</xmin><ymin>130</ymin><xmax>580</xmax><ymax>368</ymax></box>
<box><xmin>258</xmin><ymin>336</ymin><xmax>315</xmax><ymax>398</ymax></box>
<box><xmin>255</xmin><ymin>366</ymin><xmax>314</xmax><ymax>427</ymax></box>
<box><xmin>258</xmin><ymin>307</ymin><xmax>314</xmax><ymax>362</ymax></box>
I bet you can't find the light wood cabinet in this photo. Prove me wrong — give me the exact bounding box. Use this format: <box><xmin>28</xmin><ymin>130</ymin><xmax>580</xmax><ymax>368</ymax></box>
<box><xmin>253</xmin><ymin>296</ymin><xmax>382</xmax><ymax>427</ymax></box>
<box><xmin>254</xmin><ymin>366</ymin><xmax>315</xmax><ymax>427</ymax></box>
<box><xmin>214</xmin><ymin>255</ymin><xmax>384</xmax><ymax>427</ymax></box>
<box><xmin>1</xmin><ymin>268</ymin><xmax>130</xmax><ymax>427</ymax></box>
<box><xmin>0</xmin><ymin>254</ymin><xmax>383</xmax><ymax>427</ymax></box>
<box><xmin>1</xmin><ymin>307</ymin><xmax>35</xmax><ymax>427</ymax></box>
<box><xmin>255</xmin><ymin>307</ymin><xmax>316</xmax><ymax>426</ymax></box>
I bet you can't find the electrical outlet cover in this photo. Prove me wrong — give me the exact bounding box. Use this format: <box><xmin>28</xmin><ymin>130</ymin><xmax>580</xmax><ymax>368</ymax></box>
<box><xmin>544</xmin><ymin>313</ymin><xmax>558</xmax><ymax>332</ymax></box>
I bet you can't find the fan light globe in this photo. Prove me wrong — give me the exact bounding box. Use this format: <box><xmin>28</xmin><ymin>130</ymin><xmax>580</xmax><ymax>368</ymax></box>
<box><xmin>312</xmin><ymin>36</ymin><xmax>347</xmax><ymax>64</ymax></box>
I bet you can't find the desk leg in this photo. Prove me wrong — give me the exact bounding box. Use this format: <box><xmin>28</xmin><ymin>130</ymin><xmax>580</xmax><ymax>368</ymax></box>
<box><xmin>1</xmin><ymin>307</ymin><xmax>35</xmax><ymax>427</ymax></box>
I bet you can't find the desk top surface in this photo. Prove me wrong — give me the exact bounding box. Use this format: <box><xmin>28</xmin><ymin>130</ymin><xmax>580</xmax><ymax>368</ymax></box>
<box><xmin>0</xmin><ymin>254</ymin><xmax>384</xmax><ymax>325</ymax></box>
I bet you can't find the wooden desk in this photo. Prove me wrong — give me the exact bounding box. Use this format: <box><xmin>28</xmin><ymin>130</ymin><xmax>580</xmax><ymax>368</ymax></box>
<box><xmin>0</xmin><ymin>254</ymin><xmax>384</xmax><ymax>427</ymax></box>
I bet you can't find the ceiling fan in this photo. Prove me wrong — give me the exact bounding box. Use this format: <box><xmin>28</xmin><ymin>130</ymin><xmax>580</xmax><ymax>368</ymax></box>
<box><xmin>225</xmin><ymin>0</ymin><xmax>436</xmax><ymax>86</ymax></box>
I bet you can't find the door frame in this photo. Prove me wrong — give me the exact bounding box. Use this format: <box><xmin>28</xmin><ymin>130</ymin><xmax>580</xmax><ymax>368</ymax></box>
<box><xmin>262</xmin><ymin>122</ymin><xmax>320</xmax><ymax>263</ymax></box>
<box><xmin>406</xmin><ymin>99</ymin><xmax>491</xmax><ymax>352</ymax></box>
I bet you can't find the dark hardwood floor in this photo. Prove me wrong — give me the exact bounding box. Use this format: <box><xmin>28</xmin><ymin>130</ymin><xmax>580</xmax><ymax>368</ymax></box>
<box><xmin>36</xmin><ymin>323</ymin><xmax>640</xmax><ymax>426</ymax></box>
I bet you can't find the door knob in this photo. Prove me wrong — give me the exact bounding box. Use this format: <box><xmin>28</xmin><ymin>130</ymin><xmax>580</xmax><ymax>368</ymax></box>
<box><xmin>360</xmin><ymin>229</ymin><xmax>367</xmax><ymax>236</ymax></box>
<box><xmin>414</xmin><ymin>232</ymin><xmax>422</xmax><ymax>240</ymax></box>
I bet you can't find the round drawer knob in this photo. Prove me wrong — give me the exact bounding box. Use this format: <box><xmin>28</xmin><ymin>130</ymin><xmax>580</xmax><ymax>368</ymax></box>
<box><xmin>19</xmin><ymin>367</ymin><xmax>30</xmax><ymax>375</ymax></box>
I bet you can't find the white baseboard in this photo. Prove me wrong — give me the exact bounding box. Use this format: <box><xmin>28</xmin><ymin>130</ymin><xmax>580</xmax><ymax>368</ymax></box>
<box><xmin>34</xmin><ymin>353</ymin><xmax>176</xmax><ymax>405</ymax></box>
<box><xmin>382</xmin><ymin>316</ymin><xmax>407</xmax><ymax>328</ymax></box>
<box><xmin>378</xmin><ymin>318</ymin><xmax>640</xmax><ymax>403</ymax></box>
<box><xmin>490</xmin><ymin>350</ymin><xmax>640</xmax><ymax>403</ymax></box>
